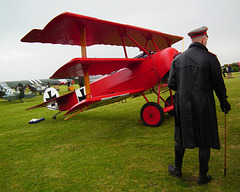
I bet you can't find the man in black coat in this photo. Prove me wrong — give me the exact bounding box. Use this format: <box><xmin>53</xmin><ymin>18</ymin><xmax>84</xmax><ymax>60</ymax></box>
<box><xmin>167</xmin><ymin>26</ymin><xmax>231</xmax><ymax>185</ymax></box>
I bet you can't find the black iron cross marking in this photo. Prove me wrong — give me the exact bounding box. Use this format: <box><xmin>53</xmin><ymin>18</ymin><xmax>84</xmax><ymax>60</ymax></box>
<box><xmin>46</xmin><ymin>91</ymin><xmax>57</xmax><ymax>107</ymax></box>
<box><xmin>78</xmin><ymin>88</ymin><xmax>86</xmax><ymax>102</ymax></box>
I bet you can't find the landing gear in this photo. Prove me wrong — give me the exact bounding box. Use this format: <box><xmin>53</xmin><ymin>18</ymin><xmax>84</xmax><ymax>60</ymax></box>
<box><xmin>165</xmin><ymin>95</ymin><xmax>175</xmax><ymax>115</ymax></box>
<box><xmin>52</xmin><ymin>111</ymin><xmax>62</xmax><ymax>119</ymax></box>
<box><xmin>140</xmin><ymin>102</ymin><xmax>164</xmax><ymax>127</ymax></box>
<box><xmin>139</xmin><ymin>82</ymin><xmax>174</xmax><ymax>127</ymax></box>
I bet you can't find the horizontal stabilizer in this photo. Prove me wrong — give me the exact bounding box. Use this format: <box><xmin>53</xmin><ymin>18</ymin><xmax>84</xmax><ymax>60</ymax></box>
<box><xmin>26</xmin><ymin>100</ymin><xmax>55</xmax><ymax>110</ymax></box>
<box><xmin>26</xmin><ymin>91</ymin><xmax>75</xmax><ymax>110</ymax></box>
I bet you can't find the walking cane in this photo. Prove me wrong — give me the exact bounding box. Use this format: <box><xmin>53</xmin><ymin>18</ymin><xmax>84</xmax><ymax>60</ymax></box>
<box><xmin>224</xmin><ymin>113</ymin><xmax>227</xmax><ymax>177</ymax></box>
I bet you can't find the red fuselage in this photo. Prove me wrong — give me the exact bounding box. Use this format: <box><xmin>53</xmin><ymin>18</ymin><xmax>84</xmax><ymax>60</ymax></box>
<box><xmin>90</xmin><ymin>47</ymin><xmax>178</xmax><ymax>97</ymax></box>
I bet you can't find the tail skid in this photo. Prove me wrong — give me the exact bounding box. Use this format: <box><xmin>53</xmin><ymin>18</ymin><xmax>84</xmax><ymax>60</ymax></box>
<box><xmin>53</xmin><ymin>111</ymin><xmax>62</xmax><ymax>119</ymax></box>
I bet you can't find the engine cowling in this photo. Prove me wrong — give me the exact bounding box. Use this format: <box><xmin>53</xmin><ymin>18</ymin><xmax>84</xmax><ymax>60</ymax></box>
<box><xmin>152</xmin><ymin>47</ymin><xmax>179</xmax><ymax>81</ymax></box>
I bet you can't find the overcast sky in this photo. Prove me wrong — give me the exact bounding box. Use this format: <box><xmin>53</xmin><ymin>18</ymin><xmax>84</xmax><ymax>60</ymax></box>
<box><xmin>1</xmin><ymin>0</ymin><xmax>239</xmax><ymax>81</ymax></box>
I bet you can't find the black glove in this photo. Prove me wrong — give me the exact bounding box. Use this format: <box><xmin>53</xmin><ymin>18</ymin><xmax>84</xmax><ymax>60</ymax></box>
<box><xmin>220</xmin><ymin>99</ymin><xmax>231</xmax><ymax>114</ymax></box>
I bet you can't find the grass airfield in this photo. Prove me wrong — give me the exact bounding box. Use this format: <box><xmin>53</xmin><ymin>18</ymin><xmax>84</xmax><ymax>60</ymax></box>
<box><xmin>0</xmin><ymin>74</ymin><xmax>239</xmax><ymax>192</ymax></box>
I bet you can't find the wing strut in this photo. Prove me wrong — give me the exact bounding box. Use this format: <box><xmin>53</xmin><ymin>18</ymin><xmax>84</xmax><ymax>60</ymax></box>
<box><xmin>144</xmin><ymin>36</ymin><xmax>160</xmax><ymax>52</ymax></box>
<box><xmin>150</xmin><ymin>38</ymin><xmax>160</xmax><ymax>52</ymax></box>
<box><xmin>121</xmin><ymin>34</ymin><xmax>128</xmax><ymax>58</ymax></box>
<box><xmin>124</xmin><ymin>33</ymin><xmax>151</xmax><ymax>57</ymax></box>
<box><xmin>80</xmin><ymin>27</ymin><xmax>91</xmax><ymax>99</ymax></box>
<box><xmin>120</xmin><ymin>32</ymin><xmax>161</xmax><ymax>58</ymax></box>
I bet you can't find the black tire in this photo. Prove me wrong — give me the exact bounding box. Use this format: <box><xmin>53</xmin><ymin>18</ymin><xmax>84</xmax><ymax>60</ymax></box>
<box><xmin>140</xmin><ymin>102</ymin><xmax>164</xmax><ymax>127</ymax></box>
<box><xmin>165</xmin><ymin>96</ymin><xmax>175</xmax><ymax>115</ymax></box>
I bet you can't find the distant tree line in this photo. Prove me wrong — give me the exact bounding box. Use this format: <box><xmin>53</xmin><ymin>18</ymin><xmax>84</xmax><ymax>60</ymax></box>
<box><xmin>223</xmin><ymin>62</ymin><xmax>239</xmax><ymax>72</ymax></box>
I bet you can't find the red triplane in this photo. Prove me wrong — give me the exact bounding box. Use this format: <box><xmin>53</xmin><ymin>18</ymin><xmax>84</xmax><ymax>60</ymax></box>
<box><xmin>21</xmin><ymin>12</ymin><xmax>183</xmax><ymax>127</ymax></box>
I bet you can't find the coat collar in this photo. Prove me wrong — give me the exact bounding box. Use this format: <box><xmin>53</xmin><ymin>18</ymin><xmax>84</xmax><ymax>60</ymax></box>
<box><xmin>189</xmin><ymin>42</ymin><xmax>208</xmax><ymax>52</ymax></box>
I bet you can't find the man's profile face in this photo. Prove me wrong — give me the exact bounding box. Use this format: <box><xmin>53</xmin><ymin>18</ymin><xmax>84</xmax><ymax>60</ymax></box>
<box><xmin>202</xmin><ymin>35</ymin><xmax>208</xmax><ymax>46</ymax></box>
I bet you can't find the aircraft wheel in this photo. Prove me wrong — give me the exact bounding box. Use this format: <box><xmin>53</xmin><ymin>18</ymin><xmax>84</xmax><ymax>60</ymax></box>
<box><xmin>140</xmin><ymin>102</ymin><xmax>164</xmax><ymax>127</ymax></box>
<box><xmin>165</xmin><ymin>95</ymin><xmax>175</xmax><ymax>115</ymax></box>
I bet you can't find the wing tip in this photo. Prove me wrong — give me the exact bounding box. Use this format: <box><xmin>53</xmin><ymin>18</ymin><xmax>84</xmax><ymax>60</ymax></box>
<box><xmin>21</xmin><ymin>29</ymin><xmax>43</xmax><ymax>43</ymax></box>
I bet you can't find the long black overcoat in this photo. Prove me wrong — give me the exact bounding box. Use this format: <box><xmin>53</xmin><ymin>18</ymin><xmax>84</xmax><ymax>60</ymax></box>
<box><xmin>168</xmin><ymin>42</ymin><xmax>227</xmax><ymax>149</ymax></box>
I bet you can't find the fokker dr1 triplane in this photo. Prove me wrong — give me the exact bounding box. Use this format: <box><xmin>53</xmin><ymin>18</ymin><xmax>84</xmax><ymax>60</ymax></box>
<box><xmin>21</xmin><ymin>12</ymin><xmax>183</xmax><ymax>126</ymax></box>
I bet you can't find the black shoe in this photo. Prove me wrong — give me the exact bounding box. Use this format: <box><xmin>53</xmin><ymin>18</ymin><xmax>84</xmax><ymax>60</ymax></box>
<box><xmin>168</xmin><ymin>165</ymin><xmax>182</xmax><ymax>178</ymax></box>
<box><xmin>197</xmin><ymin>175</ymin><xmax>212</xmax><ymax>185</ymax></box>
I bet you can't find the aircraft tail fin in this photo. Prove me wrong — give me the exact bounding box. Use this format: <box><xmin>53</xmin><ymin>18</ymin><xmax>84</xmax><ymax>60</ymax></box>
<box><xmin>18</xmin><ymin>83</ymin><xmax>25</xmax><ymax>100</ymax></box>
<box><xmin>18</xmin><ymin>83</ymin><xmax>37</xmax><ymax>102</ymax></box>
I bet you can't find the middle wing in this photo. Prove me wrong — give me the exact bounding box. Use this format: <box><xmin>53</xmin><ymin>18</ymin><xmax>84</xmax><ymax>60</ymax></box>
<box><xmin>51</xmin><ymin>58</ymin><xmax>144</xmax><ymax>78</ymax></box>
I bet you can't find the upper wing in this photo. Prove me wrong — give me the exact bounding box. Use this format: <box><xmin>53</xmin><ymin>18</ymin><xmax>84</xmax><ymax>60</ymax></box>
<box><xmin>51</xmin><ymin>58</ymin><xmax>144</xmax><ymax>78</ymax></box>
<box><xmin>21</xmin><ymin>12</ymin><xmax>183</xmax><ymax>52</ymax></box>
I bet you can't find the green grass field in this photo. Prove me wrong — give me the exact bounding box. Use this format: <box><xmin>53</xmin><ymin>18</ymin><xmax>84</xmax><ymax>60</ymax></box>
<box><xmin>0</xmin><ymin>73</ymin><xmax>239</xmax><ymax>192</ymax></box>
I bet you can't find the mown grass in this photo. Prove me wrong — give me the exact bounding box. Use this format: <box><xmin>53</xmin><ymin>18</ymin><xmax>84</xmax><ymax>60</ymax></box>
<box><xmin>0</xmin><ymin>73</ymin><xmax>239</xmax><ymax>192</ymax></box>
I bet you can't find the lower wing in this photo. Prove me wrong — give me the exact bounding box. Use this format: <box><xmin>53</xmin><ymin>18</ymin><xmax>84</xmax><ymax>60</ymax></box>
<box><xmin>64</xmin><ymin>89</ymin><xmax>144</xmax><ymax>117</ymax></box>
<box><xmin>27</xmin><ymin>87</ymin><xmax>145</xmax><ymax>119</ymax></box>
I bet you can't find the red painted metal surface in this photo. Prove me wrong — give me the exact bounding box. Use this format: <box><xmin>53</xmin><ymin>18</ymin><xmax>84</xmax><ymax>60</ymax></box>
<box><xmin>93</xmin><ymin>48</ymin><xmax>176</xmax><ymax>96</ymax></box>
<box><xmin>52</xmin><ymin>47</ymin><xmax>178</xmax><ymax>113</ymax></box>
<box><xmin>51</xmin><ymin>58</ymin><xmax>144</xmax><ymax>78</ymax></box>
<box><xmin>22</xmin><ymin>12</ymin><xmax>183</xmax><ymax>124</ymax></box>
<box><xmin>64</xmin><ymin>89</ymin><xmax>144</xmax><ymax>116</ymax></box>
<box><xmin>21</xmin><ymin>12</ymin><xmax>182</xmax><ymax>52</ymax></box>
<box><xmin>142</xmin><ymin>105</ymin><xmax>161</xmax><ymax>126</ymax></box>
